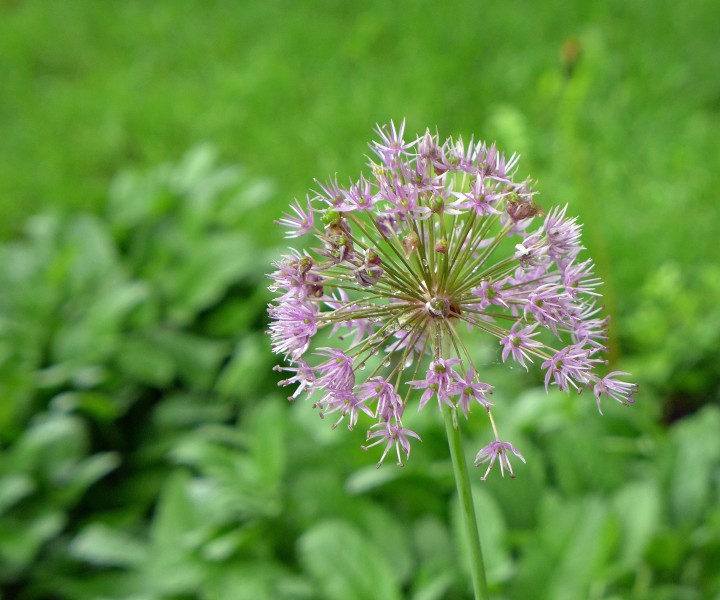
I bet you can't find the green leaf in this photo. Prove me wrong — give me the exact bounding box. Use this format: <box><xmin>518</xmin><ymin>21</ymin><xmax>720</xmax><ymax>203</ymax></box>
<box><xmin>545</xmin><ymin>498</ymin><xmax>616</xmax><ymax>600</ymax></box>
<box><xmin>215</xmin><ymin>333</ymin><xmax>272</xmax><ymax>399</ymax></box>
<box><xmin>70</xmin><ymin>523</ymin><xmax>148</xmax><ymax>568</ymax></box>
<box><xmin>146</xmin><ymin>329</ymin><xmax>228</xmax><ymax>389</ymax></box>
<box><xmin>146</xmin><ymin>470</ymin><xmax>205</xmax><ymax>595</ymax></box>
<box><xmin>0</xmin><ymin>474</ymin><xmax>35</xmax><ymax>513</ymax></box>
<box><xmin>204</xmin><ymin>565</ymin><xmax>278</xmax><ymax>600</ymax></box>
<box><xmin>149</xmin><ymin>470</ymin><xmax>200</xmax><ymax>550</ymax></box>
<box><xmin>57</xmin><ymin>452</ymin><xmax>121</xmax><ymax>504</ymax></box>
<box><xmin>114</xmin><ymin>335</ymin><xmax>176</xmax><ymax>387</ymax></box>
<box><xmin>162</xmin><ymin>233</ymin><xmax>260</xmax><ymax>324</ymax></box>
<box><xmin>410</xmin><ymin>566</ymin><xmax>456</xmax><ymax>600</ymax></box>
<box><xmin>412</xmin><ymin>516</ymin><xmax>454</xmax><ymax>566</ymax></box>
<box><xmin>669</xmin><ymin>406</ymin><xmax>720</xmax><ymax>523</ymax></box>
<box><xmin>61</xmin><ymin>214</ymin><xmax>121</xmax><ymax>290</ymax></box>
<box><xmin>170</xmin><ymin>145</ymin><xmax>244</xmax><ymax>222</ymax></box>
<box><xmin>353</xmin><ymin>503</ymin><xmax>414</xmax><ymax>585</ymax></box>
<box><xmin>298</xmin><ymin>520</ymin><xmax>402</xmax><ymax>600</ymax></box>
<box><xmin>545</xmin><ymin>420</ymin><xmax>626</xmax><ymax>494</ymax></box>
<box><xmin>645</xmin><ymin>528</ymin><xmax>688</xmax><ymax>572</ymax></box>
<box><xmin>169</xmin><ymin>424</ymin><xmax>281</xmax><ymax>520</ymax></box>
<box><xmin>202</xmin><ymin>285</ymin><xmax>268</xmax><ymax>337</ymax></box>
<box><xmin>152</xmin><ymin>393</ymin><xmax>233</xmax><ymax>430</ymax></box>
<box><xmin>0</xmin><ymin>511</ymin><xmax>65</xmax><ymax>574</ymax></box>
<box><xmin>512</xmin><ymin>496</ymin><xmax>617</xmax><ymax>600</ymax></box>
<box><xmin>345</xmin><ymin>465</ymin><xmax>404</xmax><ymax>494</ymax></box>
<box><xmin>50</xmin><ymin>391</ymin><xmax>122</xmax><ymax>421</ymax></box>
<box><xmin>451</xmin><ymin>483</ymin><xmax>511</xmax><ymax>585</ymax></box>
<box><xmin>247</xmin><ymin>399</ymin><xmax>287</xmax><ymax>488</ymax></box>
<box><xmin>612</xmin><ymin>480</ymin><xmax>661</xmax><ymax>568</ymax></box>
<box><xmin>204</xmin><ymin>561</ymin><xmax>315</xmax><ymax>600</ymax></box>
<box><xmin>12</xmin><ymin>413</ymin><xmax>87</xmax><ymax>475</ymax></box>
<box><xmin>51</xmin><ymin>279</ymin><xmax>149</xmax><ymax>366</ymax></box>
<box><xmin>290</xmin><ymin>468</ymin><xmax>366</xmax><ymax>530</ymax></box>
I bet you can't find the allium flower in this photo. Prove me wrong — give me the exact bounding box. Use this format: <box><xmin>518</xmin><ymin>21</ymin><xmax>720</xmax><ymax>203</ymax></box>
<box><xmin>362</xmin><ymin>415</ymin><xmax>422</xmax><ymax>468</ymax></box>
<box><xmin>268</xmin><ymin>121</ymin><xmax>637</xmax><ymax>478</ymax></box>
<box><xmin>475</xmin><ymin>441</ymin><xmax>526</xmax><ymax>480</ymax></box>
<box><xmin>267</xmin><ymin>299</ymin><xmax>317</xmax><ymax>359</ymax></box>
<box><xmin>500</xmin><ymin>323</ymin><xmax>542</xmax><ymax>370</ymax></box>
<box><xmin>408</xmin><ymin>358</ymin><xmax>462</xmax><ymax>411</ymax></box>
<box><xmin>275</xmin><ymin>197</ymin><xmax>315</xmax><ymax>238</ymax></box>
<box><xmin>593</xmin><ymin>371</ymin><xmax>637</xmax><ymax>414</ymax></box>
<box><xmin>451</xmin><ymin>366</ymin><xmax>493</xmax><ymax>418</ymax></box>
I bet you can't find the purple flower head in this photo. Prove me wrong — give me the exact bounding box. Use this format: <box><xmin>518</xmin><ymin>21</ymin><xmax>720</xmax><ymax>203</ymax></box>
<box><xmin>269</xmin><ymin>252</ymin><xmax>325</xmax><ymax>301</ymax></box>
<box><xmin>450</xmin><ymin>367</ymin><xmax>494</xmax><ymax>418</ymax></box>
<box><xmin>324</xmin><ymin>289</ymin><xmax>377</xmax><ymax>344</ymax></box>
<box><xmin>372</xmin><ymin>120</ymin><xmax>417</xmax><ymax>165</ymax></box>
<box><xmin>500</xmin><ymin>323</ymin><xmax>543</xmax><ymax>370</ymax></box>
<box><xmin>318</xmin><ymin>388</ymin><xmax>374</xmax><ymax>431</ymax></box>
<box><xmin>451</xmin><ymin>175</ymin><xmax>504</xmax><ymax>216</ymax></box>
<box><xmin>408</xmin><ymin>358</ymin><xmax>462</xmax><ymax>411</ymax></box>
<box><xmin>542</xmin><ymin>344</ymin><xmax>595</xmax><ymax>392</ymax></box>
<box><xmin>362</xmin><ymin>420</ymin><xmax>422</xmax><ymax>467</ymax></box>
<box><xmin>313</xmin><ymin>177</ymin><xmax>345</xmax><ymax>208</ymax></box>
<box><xmin>356</xmin><ymin>377</ymin><xmax>403</xmax><ymax>421</ymax></box>
<box><xmin>569</xmin><ymin>301</ymin><xmax>609</xmax><ymax>350</ymax></box>
<box><xmin>482</xmin><ymin>143</ymin><xmax>520</xmax><ymax>181</ymax></box>
<box><xmin>314</xmin><ymin>348</ymin><xmax>355</xmax><ymax>392</ymax></box>
<box><xmin>441</xmin><ymin>136</ymin><xmax>484</xmax><ymax>173</ymax></box>
<box><xmin>543</xmin><ymin>205</ymin><xmax>584</xmax><ymax>265</ymax></box>
<box><xmin>475</xmin><ymin>441</ymin><xmax>526</xmax><ymax>480</ymax></box>
<box><xmin>514</xmin><ymin>231</ymin><xmax>549</xmax><ymax>269</ymax></box>
<box><xmin>384</xmin><ymin>328</ymin><xmax>428</xmax><ymax>362</ymax></box>
<box><xmin>275</xmin><ymin>196</ymin><xmax>315</xmax><ymax>238</ymax></box>
<box><xmin>562</xmin><ymin>258</ymin><xmax>600</xmax><ymax>298</ymax></box>
<box><xmin>274</xmin><ymin>359</ymin><xmax>315</xmax><ymax>400</ymax></box>
<box><xmin>379</xmin><ymin>174</ymin><xmax>432</xmax><ymax>221</ymax></box>
<box><xmin>592</xmin><ymin>371</ymin><xmax>638</xmax><ymax>414</ymax></box>
<box><xmin>523</xmin><ymin>284</ymin><xmax>571</xmax><ymax>331</ymax></box>
<box><xmin>267</xmin><ymin>300</ymin><xmax>317</xmax><ymax>359</ymax></box>
<box><xmin>268</xmin><ymin>122</ymin><xmax>635</xmax><ymax>477</ymax></box>
<box><xmin>336</xmin><ymin>175</ymin><xmax>377</xmax><ymax>213</ymax></box>
<box><xmin>471</xmin><ymin>280</ymin><xmax>510</xmax><ymax>310</ymax></box>
<box><xmin>505</xmin><ymin>182</ymin><xmax>542</xmax><ymax>224</ymax></box>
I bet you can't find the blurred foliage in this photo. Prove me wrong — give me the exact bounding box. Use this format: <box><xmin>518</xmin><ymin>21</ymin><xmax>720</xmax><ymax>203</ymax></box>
<box><xmin>624</xmin><ymin>263</ymin><xmax>720</xmax><ymax>420</ymax></box>
<box><xmin>1</xmin><ymin>0</ymin><xmax>719</xmax><ymax>598</ymax></box>
<box><xmin>0</xmin><ymin>150</ymin><xmax>717</xmax><ymax>599</ymax></box>
<box><xmin>0</xmin><ymin>149</ymin><xmax>275</xmax><ymax>597</ymax></box>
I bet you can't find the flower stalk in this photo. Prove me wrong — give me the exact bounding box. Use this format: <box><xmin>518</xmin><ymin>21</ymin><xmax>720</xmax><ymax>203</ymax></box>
<box><xmin>443</xmin><ymin>404</ymin><xmax>489</xmax><ymax>600</ymax></box>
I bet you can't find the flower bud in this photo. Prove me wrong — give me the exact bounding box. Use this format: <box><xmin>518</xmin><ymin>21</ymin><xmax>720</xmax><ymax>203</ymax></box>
<box><xmin>403</xmin><ymin>231</ymin><xmax>419</xmax><ymax>258</ymax></box>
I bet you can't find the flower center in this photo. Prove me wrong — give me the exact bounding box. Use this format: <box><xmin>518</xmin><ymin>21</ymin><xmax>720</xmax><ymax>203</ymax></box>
<box><xmin>426</xmin><ymin>297</ymin><xmax>450</xmax><ymax>318</ymax></box>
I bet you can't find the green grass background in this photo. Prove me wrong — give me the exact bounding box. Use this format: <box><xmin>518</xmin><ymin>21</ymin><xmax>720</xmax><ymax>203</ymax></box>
<box><xmin>1</xmin><ymin>1</ymin><xmax>720</xmax><ymax>599</ymax></box>
<box><xmin>3</xmin><ymin>0</ymin><xmax>719</xmax><ymax>271</ymax></box>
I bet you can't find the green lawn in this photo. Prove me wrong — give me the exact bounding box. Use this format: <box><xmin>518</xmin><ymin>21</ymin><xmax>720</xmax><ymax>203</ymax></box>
<box><xmin>2</xmin><ymin>0</ymin><xmax>719</xmax><ymax>284</ymax></box>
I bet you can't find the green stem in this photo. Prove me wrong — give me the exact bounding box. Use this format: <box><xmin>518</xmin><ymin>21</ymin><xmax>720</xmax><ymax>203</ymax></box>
<box><xmin>443</xmin><ymin>405</ymin><xmax>489</xmax><ymax>600</ymax></box>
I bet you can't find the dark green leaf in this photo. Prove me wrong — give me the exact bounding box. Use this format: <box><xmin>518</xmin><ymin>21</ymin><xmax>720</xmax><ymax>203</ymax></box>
<box><xmin>298</xmin><ymin>520</ymin><xmax>402</xmax><ymax>600</ymax></box>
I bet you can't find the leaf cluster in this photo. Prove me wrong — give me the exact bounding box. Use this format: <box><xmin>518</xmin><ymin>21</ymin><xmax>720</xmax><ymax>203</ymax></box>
<box><xmin>0</xmin><ymin>148</ymin><xmax>273</xmax><ymax>597</ymax></box>
<box><xmin>1</xmin><ymin>152</ymin><xmax>719</xmax><ymax>600</ymax></box>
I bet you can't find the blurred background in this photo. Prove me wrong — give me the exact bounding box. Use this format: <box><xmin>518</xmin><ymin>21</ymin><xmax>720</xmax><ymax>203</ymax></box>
<box><xmin>1</xmin><ymin>1</ymin><xmax>719</xmax><ymax>599</ymax></box>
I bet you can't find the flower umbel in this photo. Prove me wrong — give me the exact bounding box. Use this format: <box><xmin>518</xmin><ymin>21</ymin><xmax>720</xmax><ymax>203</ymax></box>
<box><xmin>268</xmin><ymin>121</ymin><xmax>637</xmax><ymax>478</ymax></box>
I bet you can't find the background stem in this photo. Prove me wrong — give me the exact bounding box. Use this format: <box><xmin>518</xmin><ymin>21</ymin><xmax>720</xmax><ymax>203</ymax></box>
<box><xmin>443</xmin><ymin>405</ymin><xmax>490</xmax><ymax>600</ymax></box>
